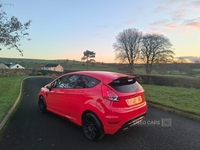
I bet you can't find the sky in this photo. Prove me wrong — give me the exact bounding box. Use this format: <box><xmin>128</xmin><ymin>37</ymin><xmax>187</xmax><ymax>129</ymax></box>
<box><xmin>0</xmin><ymin>0</ymin><xmax>200</xmax><ymax>63</ymax></box>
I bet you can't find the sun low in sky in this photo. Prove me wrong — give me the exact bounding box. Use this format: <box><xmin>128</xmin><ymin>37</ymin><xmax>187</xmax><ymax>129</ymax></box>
<box><xmin>0</xmin><ymin>0</ymin><xmax>200</xmax><ymax>63</ymax></box>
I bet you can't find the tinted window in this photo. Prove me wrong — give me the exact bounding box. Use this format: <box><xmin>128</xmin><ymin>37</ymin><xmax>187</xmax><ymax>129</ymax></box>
<box><xmin>75</xmin><ymin>75</ymin><xmax>100</xmax><ymax>88</ymax></box>
<box><xmin>52</xmin><ymin>74</ymin><xmax>79</xmax><ymax>88</ymax></box>
<box><xmin>109</xmin><ymin>77</ymin><xmax>143</xmax><ymax>93</ymax></box>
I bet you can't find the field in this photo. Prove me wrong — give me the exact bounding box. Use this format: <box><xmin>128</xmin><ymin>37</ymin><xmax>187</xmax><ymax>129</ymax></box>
<box><xmin>143</xmin><ymin>84</ymin><xmax>200</xmax><ymax>116</ymax></box>
<box><xmin>1</xmin><ymin>57</ymin><xmax>200</xmax><ymax>77</ymax></box>
<box><xmin>0</xmin><ymin>57</ymin><xmax>128</xmax><ymax>73</ymax></box>
<box><xmin>0</xmin><ymin>76</ymin><xmax>26</xmax><ymax>122</ymax></box>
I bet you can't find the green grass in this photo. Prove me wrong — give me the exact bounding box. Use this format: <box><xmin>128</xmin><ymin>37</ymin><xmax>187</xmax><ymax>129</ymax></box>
<box><xmin>192</xmin><ymin>68</ymin><xmax>200</xmax><ymax>72</ymax></box>
<box><xmin>0</xmin><ymin>76</ymin><xmax>27</xmax><ymax>122</ymax></box>
<box><xmin>142</xmin><ymin>84</ymin><xmax>200</xmax><ymax>116</ymax></box>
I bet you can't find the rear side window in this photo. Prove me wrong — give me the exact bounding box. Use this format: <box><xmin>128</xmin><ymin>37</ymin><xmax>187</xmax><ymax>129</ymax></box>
<box><xmin>109</xmin><ymin>77</ymin><xmax>143</xmax><ymax>93</ymax></box>
<box><xmin>51</xmin><ymin>74</ymin><xmax>79</xmax><ymax>89</ymax></box>
<box><xmin>76</xmin><ymin>75</ymin><xmax>100</xmax><ymax>88</ymax></box>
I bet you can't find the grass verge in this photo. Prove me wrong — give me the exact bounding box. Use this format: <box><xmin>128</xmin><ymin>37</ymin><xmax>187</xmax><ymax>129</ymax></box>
<box><xmin>0</xmin><ymin>76</ymin><xmax>27</xmax><ymax>123</ymax></box>
<box><xmin>143</xmin><ymin>84</ymin><xmax>200</xmax><ymax>116</ymax></box>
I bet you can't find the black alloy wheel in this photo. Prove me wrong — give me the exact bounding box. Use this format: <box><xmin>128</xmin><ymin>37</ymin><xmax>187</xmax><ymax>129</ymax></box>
<box><xmin>38</xmin><ymin>97</ymin><xmax>47</xmax><ymax>114</ymax></box>
<box><xmin>82</xmin><ymin>113</ymin><xmax>105</xmax><ymax>141</ymax></box>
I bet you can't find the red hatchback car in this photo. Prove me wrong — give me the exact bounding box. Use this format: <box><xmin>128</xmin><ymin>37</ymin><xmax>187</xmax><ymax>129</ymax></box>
<box><xmin>38</xmin><ymin>71</ymin><xmax>147</xmax><ymax>141</ymax></box>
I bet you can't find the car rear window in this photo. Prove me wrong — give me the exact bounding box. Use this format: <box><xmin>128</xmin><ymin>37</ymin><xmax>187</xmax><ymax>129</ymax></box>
<box><xmin>109</xmin><ymin>77</ymin><xmax>143</xmax><ymax>93</ymax></box>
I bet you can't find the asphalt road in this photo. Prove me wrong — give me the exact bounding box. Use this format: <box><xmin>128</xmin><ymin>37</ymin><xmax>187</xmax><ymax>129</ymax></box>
<box><xmin>0</xmin><ymin>77</ymin><xmax>200</xmax><ymax>150</ymax></box>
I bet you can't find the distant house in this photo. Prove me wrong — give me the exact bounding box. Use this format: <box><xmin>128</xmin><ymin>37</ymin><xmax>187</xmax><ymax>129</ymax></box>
<box><xmin>0</xmin><ymin>63</ymin><xmax>9</xmax><ymax>69</ymax></box>
<box><xmin>41</xmin><ymin>64</ymin><xmax>63</xmax><ymax>72</ymax></box>
<box><xmin>5</xmin><ymin>63</ymin><xmax>25</xmax><ymax>69</ymax></box>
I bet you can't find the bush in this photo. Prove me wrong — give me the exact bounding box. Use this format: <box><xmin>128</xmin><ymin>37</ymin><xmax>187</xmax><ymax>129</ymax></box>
<box><xmin>33</xmin><ymin>70</ymin><xmax>64</xmax><ymax>77</ymax></box>
<box><xmin>36</xmin><ymin>72</ymin><xmax>42</xmax><ymax>75</ymax></box>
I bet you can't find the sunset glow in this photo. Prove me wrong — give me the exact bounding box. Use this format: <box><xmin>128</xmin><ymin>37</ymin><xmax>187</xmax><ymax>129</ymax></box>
<box><xmin>0</xmin><ymin>0</ymin><xmax>200</xmax><ymax>63</ymax></box>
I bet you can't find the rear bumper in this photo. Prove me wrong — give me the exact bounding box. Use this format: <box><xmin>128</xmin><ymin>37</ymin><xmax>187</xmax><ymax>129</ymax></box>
<box><xmin>103</xmin><ymin>101</ymin><xmax>147</xmax><ymax>134</ymax></box>
<box><xmin>119</xmin><ymin>114</ymin><xmax>146</xmax><ymax>131</ymax></box>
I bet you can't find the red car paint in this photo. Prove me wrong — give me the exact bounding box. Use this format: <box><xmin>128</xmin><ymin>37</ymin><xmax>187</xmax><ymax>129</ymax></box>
<box><xmin>38</xmin><ymin>71</ymin><xmax>147</xmax><ymax>138</ymax></box>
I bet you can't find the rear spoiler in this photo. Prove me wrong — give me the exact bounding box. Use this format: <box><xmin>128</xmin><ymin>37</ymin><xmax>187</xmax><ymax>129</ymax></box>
<box><xmin>109</xmin><ymin>76</ymin><xmax>136</xmax><ymax>86</ymax></box>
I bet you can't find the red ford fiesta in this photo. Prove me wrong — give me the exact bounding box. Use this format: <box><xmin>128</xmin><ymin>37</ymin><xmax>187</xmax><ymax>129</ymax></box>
<box><xmin>38</xmin><ymin>71</ymin><xmax>147</xmax><ymax>141</ymax></box>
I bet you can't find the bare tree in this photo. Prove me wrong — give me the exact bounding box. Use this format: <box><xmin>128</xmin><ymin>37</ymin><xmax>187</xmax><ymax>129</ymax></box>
<box><xmin>0</xmin><ymin>3</ymin><xmax>31</xmax><ymax>56</ymax></box>
<box><xmin>140</xmin><ymin>33</ymin><xmax>174</xmax><ymax>74</ymax></box>
<box><xmin>176</xmin><ymin>58</ymin><xmax>188</xmax><ymax>63</ymax></box>
<box><xmin>113</xmin><ymin>28</ymin><xmax>142</xmax><ymax>73</ymax></box>
<box><xmin>81</xmin><ymin>50</ymin><xmax>95</xmax><ymax>70</ymax></box>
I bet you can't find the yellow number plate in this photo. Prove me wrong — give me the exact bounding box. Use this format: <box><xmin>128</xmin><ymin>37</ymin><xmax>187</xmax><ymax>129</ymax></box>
<box><xmin>126</xmin><ymin>96</ymin><xmax>142</xmax><ymax>106</ymax></box>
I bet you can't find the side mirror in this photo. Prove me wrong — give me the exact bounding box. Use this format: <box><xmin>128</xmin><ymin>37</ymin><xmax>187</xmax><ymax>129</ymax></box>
<box><xmin>46</xmin><ymin>84</ymin><xmax>52</xmax><ymax>91</ymax></box>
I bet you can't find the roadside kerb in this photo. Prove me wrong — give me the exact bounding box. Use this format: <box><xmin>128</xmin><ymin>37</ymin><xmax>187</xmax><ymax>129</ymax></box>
<box><xmin>148</xmin><ymin>102</ymin><xmax>200</xmax><ymax>122</ymax></box>
<box><xmin>0</xmin><ymin>77</ymin><xmax>25</xmax><ymax>131</ymax></box>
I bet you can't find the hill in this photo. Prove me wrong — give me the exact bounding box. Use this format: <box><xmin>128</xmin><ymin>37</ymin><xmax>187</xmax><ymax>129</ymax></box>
<box><xmin>0</xmin><ymin>57</ymin><xmax>128</xmax><ymax>73</ymax></box>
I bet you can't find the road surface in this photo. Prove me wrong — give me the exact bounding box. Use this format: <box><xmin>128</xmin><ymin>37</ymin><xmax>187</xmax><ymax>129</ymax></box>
<box><xmin>0</xmin><ymin>77</ymin><xmax>200</xmax><ymax>150</ymax></box>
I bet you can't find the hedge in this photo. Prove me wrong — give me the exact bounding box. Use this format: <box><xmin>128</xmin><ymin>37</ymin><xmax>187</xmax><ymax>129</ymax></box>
<box><xmin>136</xmin><ymin>74</ymin><xmax>200</xmax><ymax>89</ymax></box>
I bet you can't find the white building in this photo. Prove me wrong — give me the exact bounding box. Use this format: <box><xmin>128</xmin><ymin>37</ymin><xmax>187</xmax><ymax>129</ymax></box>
<box><xmin>41</xmin><ymin>64</ymin><xmax>63</xmax><ymax>72</ymax></box>
<box><xmin>5</xmin><ymin>63</ymin><xmax>25</xmax><ymax>69</ymax></box>
<box><xmin>0</xmin><ymin>63</ymin><xmax>9</xmax><ymax>69</ymax></box>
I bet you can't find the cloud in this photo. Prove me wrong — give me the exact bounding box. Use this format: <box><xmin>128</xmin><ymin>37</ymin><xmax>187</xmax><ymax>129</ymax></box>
<box><xmin>146</xmin><ymin>23</ymin><xmax>178</xmax><ymax>35</ymax></box>
<box><xmin>191</xmin><ymin>0</ymin><xmax>200</xmax><ymax>8</ymax></box>
<box><xmin>163</xmin><ymin>23</ymin><xmax>179</xmax><ymax>31</ymax></box>
<box><xmin>182</xmin><ymin>17</ymin><xmax>200</xmax><ymax>30</ymax></box>
<box><xmin>150</xmin><ymin>19</ymin><xmax>169</xmax><ymax>26</ymax></box>
<box><xmin>170</xmin><ymin>9</ymin><xmax>189</xmax><ymax>21</ymax></box>
<box><xmin>151</xmin><ymin>0</ymin><xmax>200</xmax><ymax>35</ymax></box>
<box><xmin>153</xmin><ymin>0</ymin><xmax>199</xmax><ymax>22</ymax></box>
<box><xmin>166</xmin><ymin>0</ymin><xmax>186</xmax><ymax>5</ymax></box>
<box><xmin>148</xmin><ymin>19</ymin><xmax>177</xmax><ymax>34</ymax></box>
<box><xmin>183</xmin><ymin>22</ymin><xmax>200</xmax><ymax>30</ymax></box>
<box><xmin>153</xmin><ymin>0</ymin><xmax>183</xmax><ymax>13</ymax></box>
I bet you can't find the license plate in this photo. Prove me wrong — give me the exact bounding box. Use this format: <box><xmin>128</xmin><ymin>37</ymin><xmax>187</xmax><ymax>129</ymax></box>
<box><xmin>126</xmin><ymin>96</ymin><xmax>142</xmax><ymax>106</ymax></box>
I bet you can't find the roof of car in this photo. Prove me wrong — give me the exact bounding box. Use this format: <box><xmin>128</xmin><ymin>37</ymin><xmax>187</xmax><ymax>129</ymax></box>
<box><xmin>76</xmin><ymin>70</ymin><xmax>126</xmax><ymax>75</ymax></box>
<box><xmin>67</xmin><ymin>71</ymin><xmax>133</xmax><ymax>81</ymax></box>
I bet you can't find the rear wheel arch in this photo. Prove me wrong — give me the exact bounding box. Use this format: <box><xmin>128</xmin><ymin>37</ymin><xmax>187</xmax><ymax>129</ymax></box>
<box><xmin>82</xmin><ymin>110</ymin><xmax>105</xmax><ymax>141</ymax></box>
<box><xmin>82</xmin><ymin>110</ymin><xmax>102</xmax><ymax>124</ymax></box>
<box><xmin>82</xmin><ymin>111</ymin><xmax>94</xmax><ymax>120</ymax></box>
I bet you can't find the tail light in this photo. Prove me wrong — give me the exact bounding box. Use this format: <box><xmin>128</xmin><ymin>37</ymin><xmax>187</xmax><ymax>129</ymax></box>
<box><xmin>102</xmin><ymin>84</ymin><xmax>118</xmax><ymax>101</ymax></box>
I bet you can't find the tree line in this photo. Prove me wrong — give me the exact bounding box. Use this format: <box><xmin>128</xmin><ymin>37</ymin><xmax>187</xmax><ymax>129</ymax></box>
<box><xmin>113</xmin><ymin>28</ymin><xmax>174</xmax><ymax>74</ymax></box>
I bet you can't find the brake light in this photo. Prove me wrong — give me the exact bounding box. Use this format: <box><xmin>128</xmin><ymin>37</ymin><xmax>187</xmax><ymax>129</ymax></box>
<box><xmin>102</xmin><ymin>84</ymin><xmax>118</xmax><ymax>101</ymax></box>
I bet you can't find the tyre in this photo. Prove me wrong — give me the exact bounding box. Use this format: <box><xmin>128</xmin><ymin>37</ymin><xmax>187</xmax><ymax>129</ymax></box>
<box><xmin>82</xmin><ymin>113</ymin><xmax>105</xmax><ymax>141</ymax></box>
<box><xmin>38</xmin><ymin>96</ymin><xmax>47</xmax><ymax>114</ymax></box>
